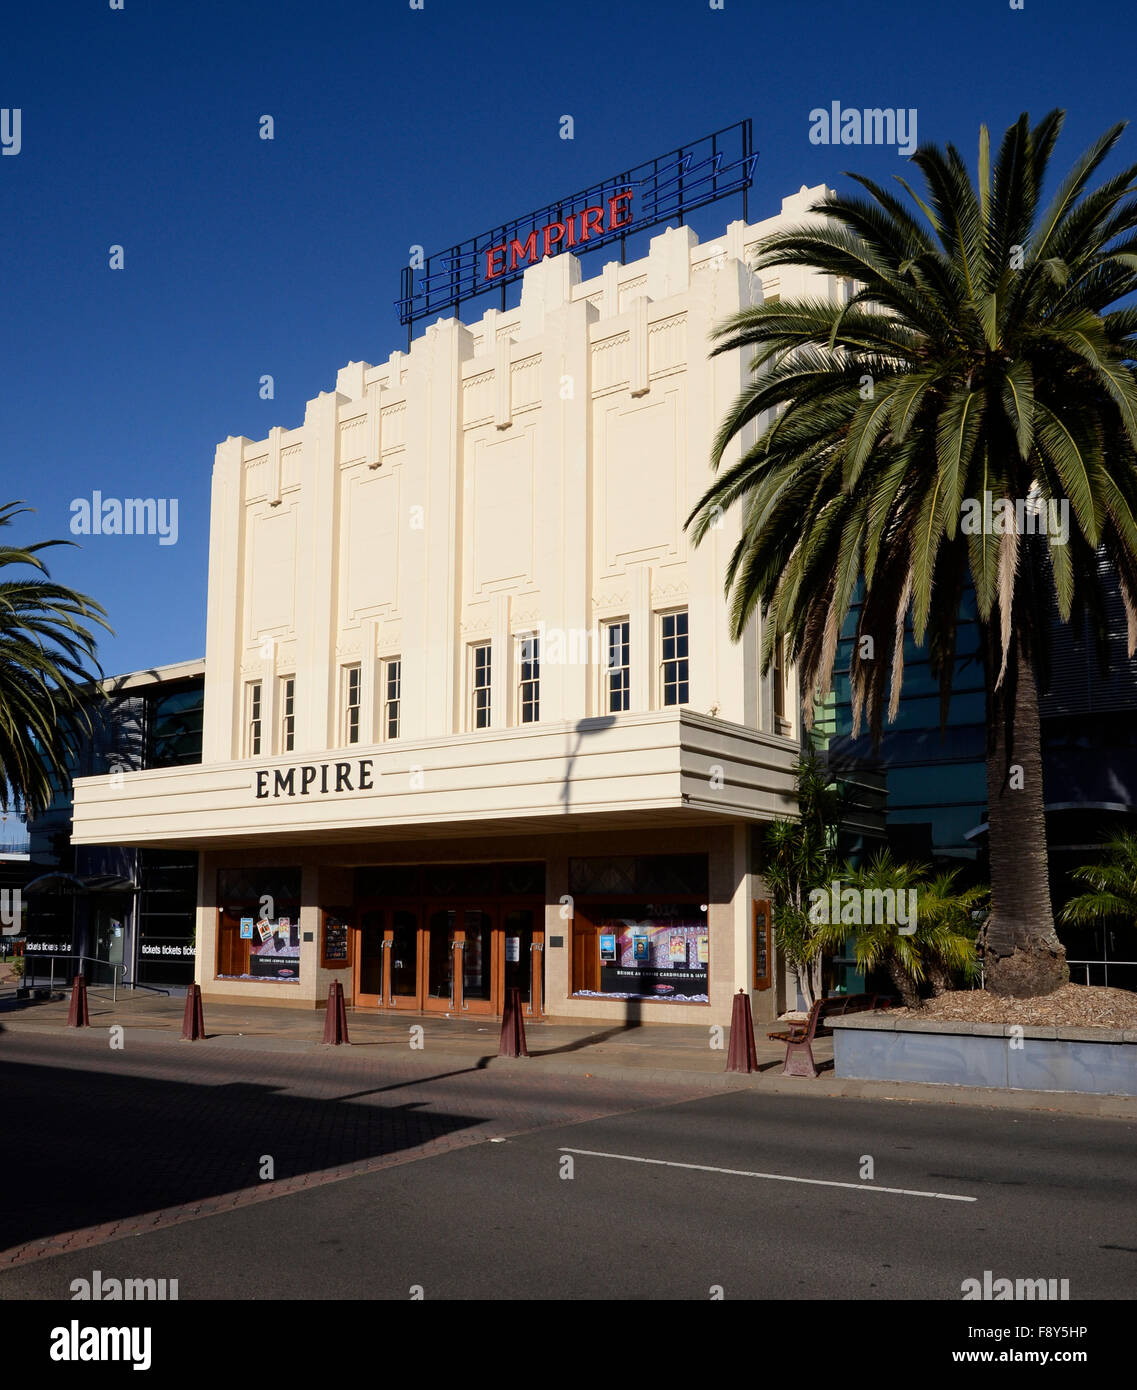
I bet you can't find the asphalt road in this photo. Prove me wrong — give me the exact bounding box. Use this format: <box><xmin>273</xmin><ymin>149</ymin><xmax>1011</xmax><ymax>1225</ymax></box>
<box><xmin>1</xmin><ymin>1030</ymin><xmax>1134</xmax><ymax>1301</ymax></box>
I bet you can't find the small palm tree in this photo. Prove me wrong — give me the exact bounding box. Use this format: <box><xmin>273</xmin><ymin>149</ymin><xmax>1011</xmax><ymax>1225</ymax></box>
<box><xmin>1060</xmin><ymin>832</ymin><xmax>1137</xmax><ymax>928</ymax></box>
<box><xmin>763</xmin><ymin>747</ymin><xmax>847</xmax><ymax>1007</ymax></box>
<box><xmin>840</xmin><ymin>854</ymin><xmax>984</xmax><ymax>1008</ymax></box>
<box><xmin>0</xmin><ymin>502</ymin><xmax>111</xmax><ymax>815</ymax></box>
<box><xmin>690</xmin><ymin>110</ymin><xmax>1137</xmax><ymax>996</ymax></box>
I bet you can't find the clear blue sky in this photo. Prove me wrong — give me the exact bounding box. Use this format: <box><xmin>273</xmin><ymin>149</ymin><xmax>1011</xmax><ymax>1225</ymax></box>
<box><xmin>0</xmin><ymin>0</ymin><xmax>1125</xmax><ymax>675</ymax></box>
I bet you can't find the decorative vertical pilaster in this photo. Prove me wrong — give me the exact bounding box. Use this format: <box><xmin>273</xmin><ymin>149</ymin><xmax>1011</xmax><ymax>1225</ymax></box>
<box><xmin>495</xmin><ymin>333</ymin><xmax>512</xmax><ymax>430</ymax></box>
<box><xmin>267</xmin><ymin>425</ymin><xmax>283</xmax><ymax>507</ymax></box>
<box><xmin>629</xmin><ymin>294</ymin><xmax>650</xmax><ymax>397</ymax></box>
<box><xmin>366</xmin><ymin>379</ymin><xmax>383</xmax><ymax>469</ymax></box>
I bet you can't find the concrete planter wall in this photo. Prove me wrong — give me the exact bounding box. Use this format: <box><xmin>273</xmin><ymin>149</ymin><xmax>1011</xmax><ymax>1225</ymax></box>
<box><xmin>830</xmin><ymin>1014</ymin><xmax>1137</xmax><ymax>1096</ymax></box>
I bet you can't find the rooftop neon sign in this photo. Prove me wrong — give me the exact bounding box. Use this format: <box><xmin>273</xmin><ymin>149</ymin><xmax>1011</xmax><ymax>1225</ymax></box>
<box><xmin>397</xmin><ymin>119</ymin><xmax>756</xmax><ymax>333</ymax></box>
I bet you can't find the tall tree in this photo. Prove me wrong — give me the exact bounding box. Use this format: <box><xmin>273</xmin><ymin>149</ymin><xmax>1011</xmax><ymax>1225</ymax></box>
<box><xmin>689</xmin><ymin>111</ymin><xmax>1137</xmax><ymax>996</ymax></box>
<box><xmin>0</xmin><ymin>502</ymin><xmax>111</xmax><ymax>815</ymax></box>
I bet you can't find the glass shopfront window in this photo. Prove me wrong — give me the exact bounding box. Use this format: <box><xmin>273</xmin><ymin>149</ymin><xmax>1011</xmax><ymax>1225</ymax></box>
<box><xmin>576</xmin><ymin>904</ymin><xmax>709</xmax><ymax>1002</ymax></box>
<box><xmin>137</xmin><ymin>849</ymin><xmax>198</xmax><ymax>987</ymax></box>
<box><xmin>216</xmin><ymin>868</ymin><xmax>302</xmax><ymax>982</ymax></box>
<box><xmin>570</xmin><ymin>855</ymin><xmax>709</xmax><ymax>1004</ymax></box>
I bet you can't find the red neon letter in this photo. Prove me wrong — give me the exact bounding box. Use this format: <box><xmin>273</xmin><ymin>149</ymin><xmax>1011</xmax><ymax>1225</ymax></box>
<box><xmin>485</xmin><ymin>243</ymin><xmax>506</xmax><ymax>279</ymax></box>
<box><xmin>607</xmin><ymin>190</ymin><xmax>634</xmax><ymax>230</ymax></box>
<box><xmin>543</xmin><ymin>221</ymin><xmax>565</xmax><ymax>257</ymax></box>
<box><xmin>579</xmin><ymin>206</ymin><xmax>605</xmax><ymax>242</ymax></box>
<box><xmin>509</xmin><ymin>230</ymin><xmax>539</xmax><ymax>270</ymax></box>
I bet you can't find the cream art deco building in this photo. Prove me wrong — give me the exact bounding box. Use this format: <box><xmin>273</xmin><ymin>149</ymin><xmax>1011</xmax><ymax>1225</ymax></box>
<box><xmin>72</xmin><ymin>184</ymin><xmax>843</xmax><ymax>1026</ymax></box>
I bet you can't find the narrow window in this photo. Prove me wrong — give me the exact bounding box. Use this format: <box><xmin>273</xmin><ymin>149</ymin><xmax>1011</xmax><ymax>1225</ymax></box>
<box><xmin>471</xmin><ymin>643</ymin><xmax>491</xmax><ymax>730</ymax></box>
<box><xmin>343</xmin><ymin>665</ymin><xmax>361</xmax><ymax>745</ymax></box>
<box><xmin>605</xmin><ymin>620</ymin><xmax>630</xmax><ymax>712</ymax></box>
<box><xmin>247</xmin><ymin>681</ymin><xmax>262</xmax><ymax>756</ymax></box>
<box><xmin>660</xmin><ymin>611</ymin><xmax>689</xmax><ymax>707</ymax></box>
<box><xmin>280</xmin><ymin>676</ymin><xmax>295</xmax><ymax>752</ymax></box>
<box><xmin>772</xmin><ymin>638</ymin><xmax>786</xmax><ymax>722</ymax></box>
<box><xmin>383</xmin><ymin>657</ymin><xmax>401</xmax><ymax>740</ymax></box>
<box><xmin>518</xmin><ymin>634</ymin><xmax>540</xmax><ymax>724</ymax></box>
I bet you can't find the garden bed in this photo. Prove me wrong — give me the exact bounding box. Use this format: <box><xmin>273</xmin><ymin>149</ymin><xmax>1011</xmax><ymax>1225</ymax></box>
<box><xmin>889</xmin><ymin>983</ymin><xmax>1137</xmax><ymax>1029</ymax></box>
<box><xmin>830</xmin><ymin>985</ymin><xmax>1137</xmax><ymax>1096</ymax></box>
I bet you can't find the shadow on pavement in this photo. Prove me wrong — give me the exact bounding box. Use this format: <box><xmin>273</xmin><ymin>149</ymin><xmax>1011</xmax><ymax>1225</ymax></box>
<box><xmin>0</xmin><ymin>1056</ymin><xmax>483</xmax><ymax>1252</ymax></box>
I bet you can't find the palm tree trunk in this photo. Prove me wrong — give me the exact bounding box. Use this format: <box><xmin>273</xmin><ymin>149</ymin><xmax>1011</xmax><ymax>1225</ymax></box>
<box><xmin>887</xmin><ymin>954</ymin><xmax>921</xmax><ymax>1009</ymax></box>
<box><xmin>983</xmin><ymin>636</ymin><xmax>1067</xmax><ymax>996</ymax></box>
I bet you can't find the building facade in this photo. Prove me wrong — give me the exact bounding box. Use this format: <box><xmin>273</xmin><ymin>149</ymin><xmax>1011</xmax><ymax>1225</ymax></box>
<box><xmin>72</xmin><ymin>186</ymin><xmax>844</xmax><ymax>1025</ymax></box>
<box><xmin>25</xmin><ymin>661</ymin><xmax>204</xmax><ymax>988</ymax></box>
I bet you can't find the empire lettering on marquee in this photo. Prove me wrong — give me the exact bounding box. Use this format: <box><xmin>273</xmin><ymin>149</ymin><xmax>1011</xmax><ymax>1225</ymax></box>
<box><xmin>483</xmin><ymin>190</ymin><xmax>633</xmax><ymax>281</ymax></box>
<box><xmin>255</xmin><ymin>760</ymin><xmax>375</xmax><ymax>799</ymax></box>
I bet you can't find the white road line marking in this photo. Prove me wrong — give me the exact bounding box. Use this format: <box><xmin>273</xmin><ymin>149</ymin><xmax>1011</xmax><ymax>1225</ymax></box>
<box><xmin>558</xmin><ymin>1148</ymin><xmax>977</xmax><ymax>1202</ymax></box>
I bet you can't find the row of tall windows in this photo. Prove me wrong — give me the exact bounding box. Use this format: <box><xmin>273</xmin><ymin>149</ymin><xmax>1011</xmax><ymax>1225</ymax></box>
<box><xmin>241</xmin><ymin>611</ymin><xmax>694</xmax><ymax>755</ymax></box>
<box><xmin>468</xmin><ymin>610</ymin><xmax>689</xmax><ymax>730</ymax></box>
<box><xmin>244</xmin><ymin>660</ymin><xmax>402</xmax><ymax>757</ymax></box>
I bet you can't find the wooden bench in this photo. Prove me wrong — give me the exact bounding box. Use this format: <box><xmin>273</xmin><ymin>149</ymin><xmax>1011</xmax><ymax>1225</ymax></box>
<box><xmin>767</xmin><ymin>993</ymin><xmax>889</xmax><ymax>1078</ymax></box>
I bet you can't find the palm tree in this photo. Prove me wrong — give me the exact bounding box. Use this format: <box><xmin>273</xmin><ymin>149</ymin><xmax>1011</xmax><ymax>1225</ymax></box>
<box><xmin>689</xmin><ymin>110</ymin><xmax>1137</xmax><ymax>996</ymax></box>
<box><xmin>763</xmin><ymin>747</ymin><xmax>847</xmax><ymax>1007</ymax></box>
<box><xmin>1060</xmin><ymin>831</ymin><xmax>1137</xmax><ymax>928</ymax></box>
<box><xmin>837</xmin><ymin>854</ymin><xmax>984</xmax><ymax>1008</ymax></box>
<box><xmin>0</xmin><ymin>502</ymin><xmax>111</xmax><ymax>815</ymax></box>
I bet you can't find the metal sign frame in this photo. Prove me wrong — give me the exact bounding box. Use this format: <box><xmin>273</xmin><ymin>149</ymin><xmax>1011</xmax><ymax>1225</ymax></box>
<box><xmin>397</xmin><ymin>119</ymin><xmax>756</xmax><ymax>338</ymax></box>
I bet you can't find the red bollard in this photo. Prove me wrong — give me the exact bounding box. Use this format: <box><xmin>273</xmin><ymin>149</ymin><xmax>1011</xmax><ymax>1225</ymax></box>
<box><xmin>498</xmin><ymin>986</ymin><xmax>529</xmax><ymax>1058</ymax></box>
<box><xmin>725</xmin><ymin>989</ymin><xmax>758</xmax><ymax>1073</ymax></box>
<box><xmin>181</xmin><ymin>982</ymin><xmax>206</xmax><ymax>1040</ymax></box>
<box><xmin>67</xmin><ymin>974</ymin><xmax>90</xmax><ymax>1028</ymax></box>
<box><xmin>322</xmin><ymin>980</ymin><xmax>350</xmax><ymax>1045</ymax></box>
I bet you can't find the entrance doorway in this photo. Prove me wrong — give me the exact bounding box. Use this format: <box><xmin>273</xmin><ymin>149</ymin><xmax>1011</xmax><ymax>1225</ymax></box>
<box><xmin>354</xmin><ymin>905</ymin><xmax>422</xmax><ymax>1009</ymax></box>
<box><xmin>351</xmin><ymin>899</ymin><xmax>543</xmax><ymax>1015</ymax></box>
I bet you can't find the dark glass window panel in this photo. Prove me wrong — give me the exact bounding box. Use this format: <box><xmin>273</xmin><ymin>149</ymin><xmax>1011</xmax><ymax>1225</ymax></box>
<box><xmin>138</xmin><ymin>849</ymin><xmax>198</xmax><ymax>942</ymax></box>
<box><xmin>607</xmin><ymin>621</ymin><xmax>630</xmax><ymax>712</ymax></box>
<box><xmin>146</xmin><ymin>683</ymin><xmax>204</xmax><ymax>768</ymax></box>
<box><xmin>462</xmin><ymin>909</ymin><xmax>493</xmax><ymax>1000</ymax></box>
<box><xmin>390</xmin><ymin>909</ymin><xmax>418</xmax><ymax>996</ymax></box>
<box><xmin>427</xmin><ymin>909</ymin><xmax>455</xmax><ymax>999</ymax></box>
<box><xmin>498</xmin><ymin>861</ymin><xmax>546</xmax><ymax>896</ymax></box>
<box><xmin>354</xmin><ymin>865</ymin><xmax>423</xmax><ymax>899</ymax></box>
<box><xmin>423</xmin><ymin>862</ymin><xmax>496</xmax><ymax>897</ymax></box>
<box><xmin>570</xmin><ymin>854</ymin><xmax>708</xmax><ymax>897</ymax></box>
<box><xmin>661</xmin><ymin>612</ymin><xmax>689</xmax><ymax>705</ymax></box>
<box><xmin>385</xmin><ymin>659</ymin><xmax>401</xmax><ymax>739</ymax></box>
<box><xmin>217</xmin><ymin>868</ymin><xmax>301</xmax><ymax>914</ymax></box>
<box><xmin>358</xmin><ymin>909</ymin><xmax>384</xmax><ymax>996</ymax></box>
<box><xmin>503</xmin><ymin>908</ymin><xmax>536</xmax><ymax>1003</ymax></box>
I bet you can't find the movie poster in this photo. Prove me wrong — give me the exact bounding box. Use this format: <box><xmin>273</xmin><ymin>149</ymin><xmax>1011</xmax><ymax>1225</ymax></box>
<box><xmin>249</xmin><ymin>916</ymin><xmax>301</xmax><ymax>980</ymax></box>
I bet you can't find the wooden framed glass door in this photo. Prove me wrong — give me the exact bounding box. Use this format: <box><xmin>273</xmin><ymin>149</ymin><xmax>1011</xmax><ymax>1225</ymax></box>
<box><xmin>423</xmin><ymin>904</ymin><xmax>498</xmax><ymax>1014</ymax></box>
<box><xmin>459</xmin><ymin>907</ymin><xmax>495</xmax><ymax>1016</ymax></box>
<box><xmin>503</xmin><ymin>907</ymin><xmax>544</xmax><ymax>1016</ymax></box>
<box><xmin>350</xmin><ymin>888</ymin><xmax>543</xmax><ymax>1016</ymax></box>
<box><xmin>354</xmin><ymin>908</ymin><xmax>385</xmax><ymax>1007</ymax></box>
<box><xmin>424</xmin><ymin>908</ymin><xmax>459</xmax><ymax>1013</ymax></box>
<box><xmin>384</xmin><ymin>907</ymin><xmax>420</xmax><ymax>1009</ymax></box>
